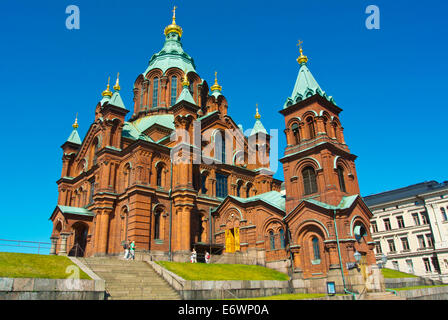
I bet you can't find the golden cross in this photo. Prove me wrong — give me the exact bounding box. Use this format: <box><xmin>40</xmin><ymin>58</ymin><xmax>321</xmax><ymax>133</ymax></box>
<box><xmin>172</xmin><ymin>6</ymin><xmax>177</xmax><ymax>20</ymax></box>
<box><xmin>297</xmin><ymin>40</ymin><xmax>303</xmax><ymax>49</ymax></box>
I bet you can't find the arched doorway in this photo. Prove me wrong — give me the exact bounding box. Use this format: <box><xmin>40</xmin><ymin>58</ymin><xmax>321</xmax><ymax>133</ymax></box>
<box><xmin>70</xmin><ymin>222</ymin><xmax>88</xmax><ymax>257</ymax></box>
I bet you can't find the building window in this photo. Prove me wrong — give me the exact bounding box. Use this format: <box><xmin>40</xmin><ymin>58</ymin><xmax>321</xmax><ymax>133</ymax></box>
<box><xmin>236</xmin><ymin>182</ymin><xmax>242</xmax><ymax>197</ymax></box>
<box><xmin>421</xmin><ymin>212</ymin><xmax>429</xmax><ymax>225</ymax></box>
<box><xmin>156</xmin><ymin>166</ymin><xmax>163</xmax><ymax>187</ymax></box>
<box><xmin>401</xmin><ymin>237</ymin><xmax>410</xmax><ymax>251</ymax></box>
<box><xmin>397</xmin><ymin>216</ymin><xmax>405</xmax><ymax>229</ymax></box>
<box><xmin>337</xmin><ymin>166</ymin><xmax>346</xmax><ymax>193</ymax></box>
<box><xmin>154</xmin><ymin>211</ymin><xmax>160</xmax><ymax>240</ymax></box>
<box><xmin>291</xmin><ymin>123</ymin><xmax>300</xmax><ymax>144</ymax></box>
<box><xmin>423</xmin><ymin>258</ymin><xmax>432</xmax><ymax>272</ymax></box>
<box><xmin>412</xmin><ymin>213</ymin><xmax>420</xmax><ymax>226</ymax></box>
<box><xmin>371</xmin><ymin>221</ymin><xmax>378</xmax><ymax>233</ymax></box>
<box><xmin>426</xmin><ymin>234</ymin><xmax>434</xmax><ymax>248</ymax></box>
<box><xmin>201</xmin><ymin>174</ymin><xmax>208</xmax><ymax>194</ymax></box>
<box><xmin>269</xmin><ymin>231</ymin><xmax>275</xmax><ymax>250</ymax></box>
<box><xmin>383</xmin><ymin>218</ymin><xmax>391</xmax><ymax>231</ymax></box>
<box><xmin>417</xmin><ymin>235</ymin><xmax>426</xmax><ymax>249</ymax></box>
<box><xmin>216</xmin><ymin>173</ymin><xmax>228</xmax><ymax>198</ymax></box>
<box><xmin>89</xmin><ymin>180</ymin><xmax>95</xmax><ymax>204</ymax></box>
<box><xmin>279</xmin><ymin>229</ymin><xmax>285</xmax><ymax>249</ymax></box>
<box><xmin>302</xmin><ymin>167</ymin><xmax>318</xmax><ymax>195</ymax></box>
<box><xmin>441</xmin><ymin>207</ymin><xmax>447</xmax><ymax>221</ymax></box>
<box><xmin>406</xmin><ymin>259</ymin><xmax>414</xmax><ymax>274</ymax></box>
<box><xmin>246</xmin><ymin>183</ymin><xmax>252</xmax><ymax>198</ymax></box>
<box><xmin>375</xmin><ymin>241</ymin><xmax>382</xmax><ymax>254</ymax></box>
<box><xmin>170</xmin><ymin>76</ymin><xmax>177</xmax><ymax>106</ymax></box>
<box><xmin>215</xmin><ymin>131</ymin><xmax>226</xmax><ymax>164</ymax></box>
<box><xmin>306</xmin><ymin>117</ymin><xmax>315</xmax><ymax>139</ymax></box>
<box><xmin>152</xmin><ymin>77</ymin><xmax>159</xmax><ymax>107</ymax></box>
<box><xmin>432</xmin><ymin>257</ymin><xmax>441</xmax><ymax>274</ymax></box>
<box><xmin>392</xmin><ymin>261</ymin><xmax>399</xmax><ymax>271</ymax></box>
<box><xmin>312</xmin><ymin>237</ymin><xmax>321</xmax><ymax>260</ymax></box>
<box><xmin>387</xmin><ymin>239</ymin><xmax>396</xmax><ymax>253</ymax></box>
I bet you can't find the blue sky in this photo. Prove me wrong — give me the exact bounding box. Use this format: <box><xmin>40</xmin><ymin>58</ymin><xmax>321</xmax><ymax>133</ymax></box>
<box><xmin>0</xmin><ymin>0</ymin><xmax>447</xmax><ymax>248</ymax></box>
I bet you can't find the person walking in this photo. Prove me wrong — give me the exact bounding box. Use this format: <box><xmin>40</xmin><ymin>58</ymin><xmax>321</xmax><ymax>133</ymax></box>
<box><xmin>205</xmin><ymin>251</ymin><xmax>210</xmax><ymax>264</ymax></box>
<box><xmin>190</xmin><ymin>248</ymin><xmax>197</xmax><ymax>263</ymax></box>
<box><xmin>129</xmin><ymin>240</ymin><xmax>136</xmax><ymax>260</ymax></box>
<box><xmin>123</xmin><ymin>240</ymin><xmax>129</xmax><ymax>260</ymax></box>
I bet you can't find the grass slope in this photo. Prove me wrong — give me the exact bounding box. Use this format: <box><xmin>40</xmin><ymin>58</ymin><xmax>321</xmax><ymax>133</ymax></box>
<box><xmin>0</xmin><ymin>252</ymin><xmax>91</xmax><ymax>279</ymax></box>
<box><xmin>235</xmin><ymin>293</ymin><xmax>331</xmax><ymax>300</ymax></box>
<box><xmin>156</xmin><ymin>261</ymin><xmax>289</xmax><ymax>281</ymax></box>
<box><xmin>392</xmin><ymin>284</ymin><xmax>448</xmax><ymax>291</ymax></box>
<box><xmin>381</xmin><ymin>268</ymin><xmax>418</xmax><ymax>278</ymax></box>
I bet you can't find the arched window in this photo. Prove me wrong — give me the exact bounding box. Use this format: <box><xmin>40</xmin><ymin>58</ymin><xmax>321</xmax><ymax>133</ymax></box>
<box><xmin>89</xmin><ymin>180</ymin><xmax>95</xmax><ymax>204</ymax></box>
<box><xmin>269</xmin><ymin>231</ymin><xmax>275</xmax><ymax>250</ymax></box>
<box><xmin>333</xmin><ymin>123</ymin><xmax>338</xmax><ymax>140</ymax></box>
<box><xmin>337</xmin><ymin>165</ymin><xmax>346</xmax><ymax>192</ymax></box>
<box><xmin>291</xmin><ymin>123</ymin><xmax>300</xmax><ymax>144</ymax></box>
<box><xmin>152</xmin><ymin>77</ymin><xmax>159</xmax><ymax>108</ymax></box>
<box><xmin>302</xmin><ymin>167</ymin><xmax>318</xmax><ymax>195</ymax></box>
<box><xmin>124</xmin><ymin>164</ymin><xmax>132</xmax><ymax>189</ymax></box>
<box><xmin>441</xmin><ymin>207</ymin><xmax>447</xmax><ymax>221</ymax></box>
<box><xmin>323</xmin><ymin>117</ymin><xmax>329</xmax><ymax>135</ymax></box>
<box><xmin>279</xmin><ymin>229</ymin><xmax>285</xmax><ymax>249</ymax></box>
<box><xmin>236</xmin><ymin>181</ymin><xmax>243</xmax><ymax>197</ymax></box>
<box><xmin>154</xmin><ymin>210</ymin><xmax>161</xmax><ymax>240</ymax></box>
<box><xmin>246</xmin><ymin>183</ymin><xmax>252</xmax><ymax>198</ymax></box>
<box><xmin>215</xmin><ymin>131</ymin><xmax>226</xmax><ymax>164</ymax></box>
<box><xmin>201</xmin><ymin>173</ymin><xmax>208</xmax><ymax>194</ymax></box>
<box><xmin>216</xmin><ymin>173</ymin><xmax>228</xmax><ymax>198</ymax></box>
<box><xmin>312</xmin><ymin>237</ymin><xmax>321</xmax><ymax>260</ymax></box>
<box><xmin>306</xmin><ymin>117</ymin><xmax>315</xmax><ymax>139</ymax></box>
<box><xmin>170</xmin><ymin>76</ymin><xmax>177</xmax><ymax>106</ymax></box>
<box><xmin>156</xmin><ymin>165</ymin><xmax>163</xmax><ymax>187</ymax></box>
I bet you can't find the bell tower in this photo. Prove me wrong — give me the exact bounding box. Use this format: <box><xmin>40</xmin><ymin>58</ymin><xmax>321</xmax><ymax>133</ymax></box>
<box><xmin>280</xmin><ymin>42</ymin><xmax>361</xmax><ymax>212</ymax></box>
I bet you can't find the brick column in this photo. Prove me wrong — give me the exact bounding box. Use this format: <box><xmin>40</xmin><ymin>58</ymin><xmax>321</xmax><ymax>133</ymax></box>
<box><xmin>98</xmin><ymin>211</ymin><xmax>111</xmax><ymax>255</ymax></box>
<box><xmin>50</xmin><ymin>236</ymin><xmax>59</xmax><ymax>255</ymax></box>
<box><xmin>59</xmin><ymin>232</ymin><xmax>70</xmax><ymax>256</ymax></box>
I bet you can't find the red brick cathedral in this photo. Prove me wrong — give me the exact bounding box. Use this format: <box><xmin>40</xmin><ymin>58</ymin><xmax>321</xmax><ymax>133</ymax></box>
<box><xmin>50</xmin><ymin>9</ymin><xmax>376</xmax><ymax>280</ymax></box>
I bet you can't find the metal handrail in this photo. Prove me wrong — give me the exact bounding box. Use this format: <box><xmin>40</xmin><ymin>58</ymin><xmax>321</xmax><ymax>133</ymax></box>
<box><xmin>0</xmin><ymin>238</ymin><xmax>51</xmax><ymax>255</ymax></box>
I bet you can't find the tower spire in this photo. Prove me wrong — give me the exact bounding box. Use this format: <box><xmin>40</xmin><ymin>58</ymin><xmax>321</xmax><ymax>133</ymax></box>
<box><xmin>255</xmin><ymin>103</ymin><xmax>261</xmax><ymax>120</ymax></box>
<box><xmin>164</xmin><ymin>5</ymin><xmax>183</xmax><ymax>37</ymax></box>
<box><xmin>296</xmin><ymin>40</ymin><xmax>308</xmax><ymax>65</ymax></box>
<box><xmin>210</xmin><ymin>71</ymin><xmax>222</xmax><ymax>92</ymax></box>
<box><xmin>102</xmin><ymin>76</ymin><xmax>113</xmax><ymax>97</ymax></box>
<box><xmin>72</xmin><ymin>113</ymin><xmax>79</xmax><ymax>129</ymax></box>
<box><xmin>113</xmin><ymin>72</ymin><xmax>121</xmax><ymax>91</ymax></box>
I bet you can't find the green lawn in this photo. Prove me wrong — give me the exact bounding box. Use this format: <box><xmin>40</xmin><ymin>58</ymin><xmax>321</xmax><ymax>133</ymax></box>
<box><xmin>381</xmin><ymin>268</ymin><xmax>418</xmax><ymax>279</ymax></box>
<box><xmin>156</xmin><ymin>261</ymin><xmax>289</xmax><ymax>281</ymax></box>
<box><xmin>392</xmin><ymin>284</ymin><xmax>448</xmax><ymax>291</ymax></box>
<box><xmin>0</xmin><ymin>252</ymin><xmax>91</xmax><ymax>279</ymax></box>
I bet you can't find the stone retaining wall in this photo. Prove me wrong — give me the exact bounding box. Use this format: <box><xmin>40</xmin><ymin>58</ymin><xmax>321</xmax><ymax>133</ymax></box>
<box><xmin>385</xmin><ymin>277</ymin><xmax>442</xmax><ymax>289</ymax></box>
<box><xmin>147</xmin><ymin>261</ymin><xmax>291</xmax><ymax>300</ymax></box>
<box><xmin>396</xmin><ymin>286</ymin><xmax>448</xmax><ymax>300</ymax></box>
<box><xmin>0</xmin><ymin>277</ymin><xmax>105</xmax><ymax>300</ymax></box>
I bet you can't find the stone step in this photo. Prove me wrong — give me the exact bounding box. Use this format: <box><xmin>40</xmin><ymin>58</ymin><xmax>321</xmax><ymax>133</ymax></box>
<box><xmin>82</xmin><ymin>257</ymin><xmax>181</xmax><ymax>300</ymax></box>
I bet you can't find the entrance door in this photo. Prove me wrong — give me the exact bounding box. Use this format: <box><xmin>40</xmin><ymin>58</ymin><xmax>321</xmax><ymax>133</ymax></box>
<box><xmin>225</xmin><ymin>228</ymin><xmax>240</xmax><ymax>253</ymax></box>
<box><xmin>71</xmin><ymin>223</ymin><xmax>88</xmax><ymax>257</ymax></box>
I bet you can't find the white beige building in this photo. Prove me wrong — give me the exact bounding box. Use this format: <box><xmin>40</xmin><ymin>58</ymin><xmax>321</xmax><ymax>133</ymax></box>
<box><xmin>364</xmin><ymin>180</ymin><xmax>448</xmax><ymax>283</ymax></box>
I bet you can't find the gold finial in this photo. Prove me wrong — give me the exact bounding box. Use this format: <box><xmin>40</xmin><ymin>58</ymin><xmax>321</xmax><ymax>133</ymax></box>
<box><xmin>172</xmin><ymin>6</ymin><xmax>177</xmax><ymax>23</ymax></box>
<box><xmin>182</xmin><ymin>69</ymin><xmax>190</xmax><ymax>87</ymax></box>
<box><xmin>210</xmin><ymin>71</ymin><xmax>222</xmax><ymax>92</ymax></box>
<box><xmin>113</xmin><ymin>72</ymin><xmax>121</xmax><ymax>91</ymax></box>
<box><xmin>255</xmin><ymin>103</ymin><xmax>261</xmax><ymax>120</ymax></box>
<box><xmin>164</xmin><ymin>5</ymin><xmax>183</xmax><ymax>37</ymax></box>
<box><xmin>296</xmin><ymin>39</ymin><xmax>308</xmax><ymax>65</ymax></box>
<box><xmin>102</xmin><ymin>76</ymin><xmax>113</xmax><ymax>97</ymax></box>
<box><xmin>72</xmin><ymin>112</ymin><xmax>79</xmax><ymax>129</ymax></box>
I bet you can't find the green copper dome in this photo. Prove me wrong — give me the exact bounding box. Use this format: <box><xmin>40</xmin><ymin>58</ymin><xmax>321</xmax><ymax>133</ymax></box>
<box><xmin>143</xmin><ymin>32</ymin><xmax>196</xmax><ymax>76</ymax></box>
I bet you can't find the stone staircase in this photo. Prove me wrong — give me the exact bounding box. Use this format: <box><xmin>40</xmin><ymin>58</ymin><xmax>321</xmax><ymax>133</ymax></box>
<box><xmin>80</xmin><ymin>257</ymin><xmax>181</xmax><ymax>300</ymax></box>
<box><xmin>362</xmin><ymin>291</ymin><xmax>405</xmax><ymax>300</ymax></box>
